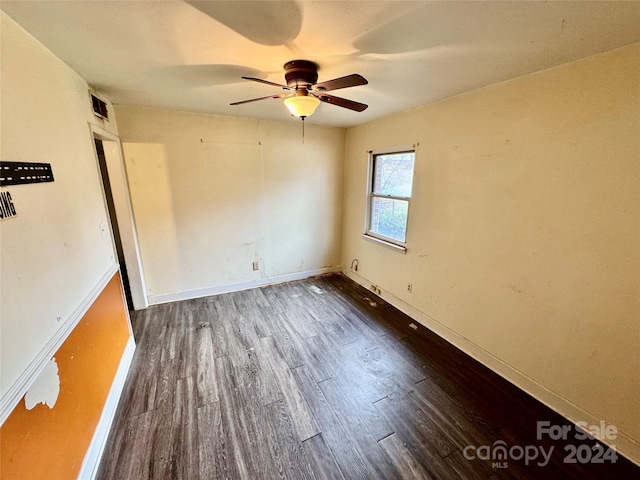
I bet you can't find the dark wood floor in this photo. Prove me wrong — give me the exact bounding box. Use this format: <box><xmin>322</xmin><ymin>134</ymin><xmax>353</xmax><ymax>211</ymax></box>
<box><xmin>97</xmin><ymin>274</ymin><xmax>638</xmax><ymax>479</ymax></box>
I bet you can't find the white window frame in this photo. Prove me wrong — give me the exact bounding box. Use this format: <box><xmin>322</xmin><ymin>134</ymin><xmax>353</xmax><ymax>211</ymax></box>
<box><xmin>363</xmin><ymin>144</ymin><xmax>416</xmax><ymax>252</ymax></box>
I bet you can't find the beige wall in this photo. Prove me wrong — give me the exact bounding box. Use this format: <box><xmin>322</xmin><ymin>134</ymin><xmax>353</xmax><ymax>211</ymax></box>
<box><xmin>0</xmin><ymin>12</ymin><xmax>119</xmax><ymax>399</ymax></box>
<box><xmin>342</xmin><ymin>43</ymin><xmax>639</xmax><ymax>460</ymax></box>
<box><xmin>114</xmin><ymin>105</ymin><xmax>345</xmax><ymax>302</ymax></box>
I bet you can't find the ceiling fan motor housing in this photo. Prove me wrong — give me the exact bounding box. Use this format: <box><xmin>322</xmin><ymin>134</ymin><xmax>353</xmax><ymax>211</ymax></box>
<box><xmin>284</xmin><ymin>60</ymin><xmax>319</xmax><ymax>89</ymax></box>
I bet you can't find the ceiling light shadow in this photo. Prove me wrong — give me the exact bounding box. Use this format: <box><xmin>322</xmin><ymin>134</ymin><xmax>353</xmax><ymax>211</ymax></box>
<box><xmin>186</xmin><ymin>1</ymin><xmax>302</xmax><ymax>47</ymax></box>
<box><xmin>353</xmin><ymin>2</ymin><xmax>508</xmax><ymax>55</ymax></box>
<box><xmin>353</xmin><ymin>3</ymin><xmax>447</xmax><ymax>55</ymax></box>
<box><xmin>154</xmin><ymin>64</ymin><xmax>273</xmax><ymax>88</ymax></box>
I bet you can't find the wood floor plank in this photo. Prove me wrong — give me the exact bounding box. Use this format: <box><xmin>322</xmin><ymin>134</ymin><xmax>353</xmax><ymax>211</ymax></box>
<box><xmin>321</xmin><ymin>312</ymin><xmax>365</xmax><ymax>346</ymax></box>
<box><xmin>262</xmin><ymin>398</ymin><xmax>316</xmax><ymax>480</ymax></box>
<box><xmin>110</xmin><ymin>354</ymin><xmax>155</xmax><ymax>420</ymax></box>
<box><xmin>378</xmin><ymin>432</ymin><xmax>434</xmax><ymax>479</ymax></box>
<box><xmin>120</xmin><ymin>411</ymin><xmax>156</xmax><ymax>479</ymax></box>
<box><xmin>260</xmin><ymin>336</ymin><xmax>321</xmax><ymax>441</ymax></box>
<box><xmin>229</xmin><ymin>368</ymin><xmax>283</xmax><ymax>480</ymax></box>
<box><xmin>199</xmin><ymin>297</ymin><xmax>229</xmax><ymax>359</ymax></box>
<box><xmin>383</xmin><ymin>392</ymin><xmax>459</xmax><ymax>458</ymax></box>
<box><xmin>147</xmin><ymin>359</ymin><xmax>179</xmax><ymax>479</ymax></box>
<box><xmin>231</xmin><ymin>286</ymin><xmax>270</xmax><ymax>311</ymax></box>
<box><xmin>236</xmin><ymin>339</ymin><xmax>282</xmax><ymax>407</ymax></box>
<box><xmin>195</xmin><ymin>322</ymin><xmax>219</xmax><ymax>406</ymax></box>
<box><xmin>197</xmin><ymin>401</ymin><xmax>226</xmax><ymax>480</ymax></box>
<box><xmin>160</xmin><ymin>303</ymin><xmax>182</xmax><ymax>363</ymax></box>
<box><xmin>374</xmin><ymin>395</ymin><xmax>460</xmax><ymax>478</ymax></box>
<box><xmin>442</xmin><ymin>448</ymin><xmax>493</xmax><ymax>480</ymax></box>
<box><xmin>309</xmin><ymin>284</ymin><xmax>386</xmax><ymax>344</ymax></box>
<box><xmin>275</xmin><ymin>283</ymin><xmax>322</xmax><ymax>339</ymax></box>
<box><xmin>214</xmin><ymin>355</ymin><xmax>254</xmax><ymax>479</ymax></box>
<box><xmin>269</xmin><ymin>312</ymin><xmax>307</xmax><ymax>369</ymax></box>
<box><xmin>169</xmin><ymin>376</ymin><xmax>199</xmax><ymax>479</ymax></box>
<box><xmin>330</xmin><ymin>372</ymin><xmax>395</xmax><ymax>442</ymax></box>
<box><xmin>214</xmin><ymin>303</ymin><xmax>245</xmax><ymax>359</ymax></box>
<box><xmin>301</xmin><ymin>333</ymin><xmax>342</xmax><ymax>383</ymax></box>
<box><xmin>253</xmin><ymin>400</ymin><xmax>294</xmax><ymax>480</ymax></box>
<box><xmin>96</xmin><ymin>411</ymin><xmax>151</xmax><ymax>479</ymax></box>
<box><xmin>221</xmin><ymin>313</ymin><xmax>261</xmax><ymax>367</ymax></box>
<box><xmin>178</xmin><ymin>318</ymin><xmax>196</xmax><ymax>379</ymax></box>
<box><xmin>248</xmin><ymin>303</ymin><xmax>276</xmax><ymax>339</ymax></box>
<box><xmin>339</xmin><ymin>343</ymin><xmax>413</xmax><ymax>401</ymax></box>
<box><xmin>261</xmin><ymin>342</ymin><xmax>288</xmax><ymax>403</ymax></box>
<box><xmin>312</xmin><ymin>333</ymin><xmax>388</xmax><ymax>404</ymax></box>
<box><xmin>291</xmin><ymin>365</ymin><xmax>374</xmax><ymax>480</ymax></box>
<box><xmin>301</xmin><ymin>434</ymin><xmax>345</xmax><ymax>480</ymax></box>
<box><xmin>318</xmin><ymin>377</ymin><xmax>403</xmax><ymax>480</ymax></box>
<box><xmin>376</xmin><ymin>333</ymin><xmax>433</xmax><ymax>381</ymax></box>
<box><xmin>322</xmin><ymin>275</ymin><xmax>409</xmax><ymax>339</ymax></box>
<box><xmin>259</xmin><ymin>284</ymin><xmax>287</xmax><ymax>314</ymax></box>
<box><xmin>411</xmin><ymin>378</ymin><xmax>498</xmax><ymax>451</ymax></box>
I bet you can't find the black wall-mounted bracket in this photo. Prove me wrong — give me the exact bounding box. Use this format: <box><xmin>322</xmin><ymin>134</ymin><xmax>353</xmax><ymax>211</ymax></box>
<box><xmin>0</xmin><ymin>162</ymin><xmax>55</xmax><ymax>186</ymax></box>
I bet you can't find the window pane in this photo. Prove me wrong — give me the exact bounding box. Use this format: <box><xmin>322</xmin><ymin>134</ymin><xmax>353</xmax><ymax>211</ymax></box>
<box><xmin>372</xmin><ymin>152</ymin><xmax>415</xmax><ymax>197</ymax></box>
<box><xmin>370</xmin><ymin>197</ymin><xmax>409</xmax><ymax>242</ymax></box>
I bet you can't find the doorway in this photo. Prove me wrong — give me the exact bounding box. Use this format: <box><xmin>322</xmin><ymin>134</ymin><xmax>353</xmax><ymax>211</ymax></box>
<box><xmin>94</xmin><ymin>138</ymin><xmax>134</xmax><ymax>308</ymax></box>
<box><xmin>91</xmin><ymin>126</ymin><xmax>148</xmax><ymax>310</ymax></box>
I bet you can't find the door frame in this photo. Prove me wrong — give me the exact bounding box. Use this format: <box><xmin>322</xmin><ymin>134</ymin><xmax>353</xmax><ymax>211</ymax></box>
<box><xmin>90</xmin><ymin>124</ymin><xmax>149</xmax><ymax>310</ymax></box>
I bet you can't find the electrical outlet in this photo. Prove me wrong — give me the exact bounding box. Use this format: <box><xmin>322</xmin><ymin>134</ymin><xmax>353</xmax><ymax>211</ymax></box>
<box><xmin>407</xmin><ymin>282</ymin><xmax>412</xmax><ymax>293</ymax></box>
<box><xmin>252</xmin><ymin>261</ymin><xmax>259</xmax><ymax>271</ymax></box>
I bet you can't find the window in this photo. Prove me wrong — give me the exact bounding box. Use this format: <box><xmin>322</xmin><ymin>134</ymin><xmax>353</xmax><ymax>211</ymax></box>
<box><xmin>366</xmin><ymin>147</ymin><xmax>415</xmax><ymax>248</ymax></box>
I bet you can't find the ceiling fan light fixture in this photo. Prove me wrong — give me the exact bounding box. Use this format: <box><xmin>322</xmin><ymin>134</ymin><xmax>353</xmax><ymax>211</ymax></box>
<box><xmin>232</xmin><ymin>60</ymin><xmax>367</xmax><ymax>118</ymax></box>
<box><xmin>284</xmin><ymin>93</ymin><xmax>320</xmax><ymax>118</ymax></box>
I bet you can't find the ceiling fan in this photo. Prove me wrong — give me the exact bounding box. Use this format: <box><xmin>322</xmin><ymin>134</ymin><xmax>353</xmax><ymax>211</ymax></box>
<box><xmin>230</xmin><ymin>60</ymin><xmax>368</xmax><ymax>120</ymax></box>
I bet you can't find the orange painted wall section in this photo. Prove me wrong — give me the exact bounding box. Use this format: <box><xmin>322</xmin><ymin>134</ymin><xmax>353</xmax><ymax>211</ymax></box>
<box><xmin>0</xmin><ymin>272</ymin><xmax>132</xmax><ymax>480</ymax></box>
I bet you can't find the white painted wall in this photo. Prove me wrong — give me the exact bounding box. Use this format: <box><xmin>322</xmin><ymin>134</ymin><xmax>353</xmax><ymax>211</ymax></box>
<box><xmin>0</xmin><ymin>13</ymin><xmax>118</xmax><ymax>399</ymax></box>
<box><xmin>114</xmin><ymin>106</ymin><xmax>345</xmax><ymax>302</ymax></box>
<box><xmin>342</xmin><ymin>43</ymin><xmax>640</xmax><ymax>460</ymax></box>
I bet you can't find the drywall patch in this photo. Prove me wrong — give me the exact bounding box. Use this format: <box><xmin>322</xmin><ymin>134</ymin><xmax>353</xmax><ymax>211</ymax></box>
<box><xmin>24</xmin><ymin>358</ymin><xmax>60</xmax><ymax>410</ymax></box>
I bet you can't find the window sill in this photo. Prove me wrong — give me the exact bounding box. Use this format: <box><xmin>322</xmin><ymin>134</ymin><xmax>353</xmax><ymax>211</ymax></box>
<box><xmin>361</xmin><ymin>234</ymin><xmax>407</xmax><ymax>253</ymax></box>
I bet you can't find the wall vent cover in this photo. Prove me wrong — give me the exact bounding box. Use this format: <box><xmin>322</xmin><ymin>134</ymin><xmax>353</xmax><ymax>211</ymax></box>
<box><xmin>91</xmin><ymin>93</ymin><xmax>108</xmax><ymax>120</ymax></box>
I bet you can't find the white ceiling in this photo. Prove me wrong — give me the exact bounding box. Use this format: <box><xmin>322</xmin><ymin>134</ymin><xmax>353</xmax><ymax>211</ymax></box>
<box><xmin>2</xmin><ymin>1</ymin><xmax>639</xmax><ymax>128</ymax></box>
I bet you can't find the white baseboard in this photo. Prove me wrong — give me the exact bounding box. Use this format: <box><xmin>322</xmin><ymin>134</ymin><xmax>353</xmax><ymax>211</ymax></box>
<box><xmin>0</xmin><ymin>263</ymin><xmax>119</xmax><ymax>426</ymax></box>
<box><xmin>343</xmin><ymin>269</ymin><xmax>640</xmax><ymax>466</ymax></box>
<box><xmin>148</xmin><ymin>266</ymin><xmax>342</xmax><ymax>305</ymax></box>
<box><xmin>78</xmin><ymin>335</ymin><xmax>136</xmax><ymax>480</ymax></box>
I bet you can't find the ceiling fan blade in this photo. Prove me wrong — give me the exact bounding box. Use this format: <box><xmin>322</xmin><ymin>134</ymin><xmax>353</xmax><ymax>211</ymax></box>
<box><xmin>317</xmin><ymin>93</ymin><xmax>368</xmax><ymax>112</ymax></box>
<box><xmin>230</xmin><ymin>93</ymin><xmax>289</xmax><ymax>106</ymax></box>
<box><xmin>312</xmin><ymin>74</ymin><xmax>368</xmax><ymax>92</ymax></box>
<box><xmin>241</xmin><ymin>76</ymin><xmax>290</xmax><ymax>90</ymax></box>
